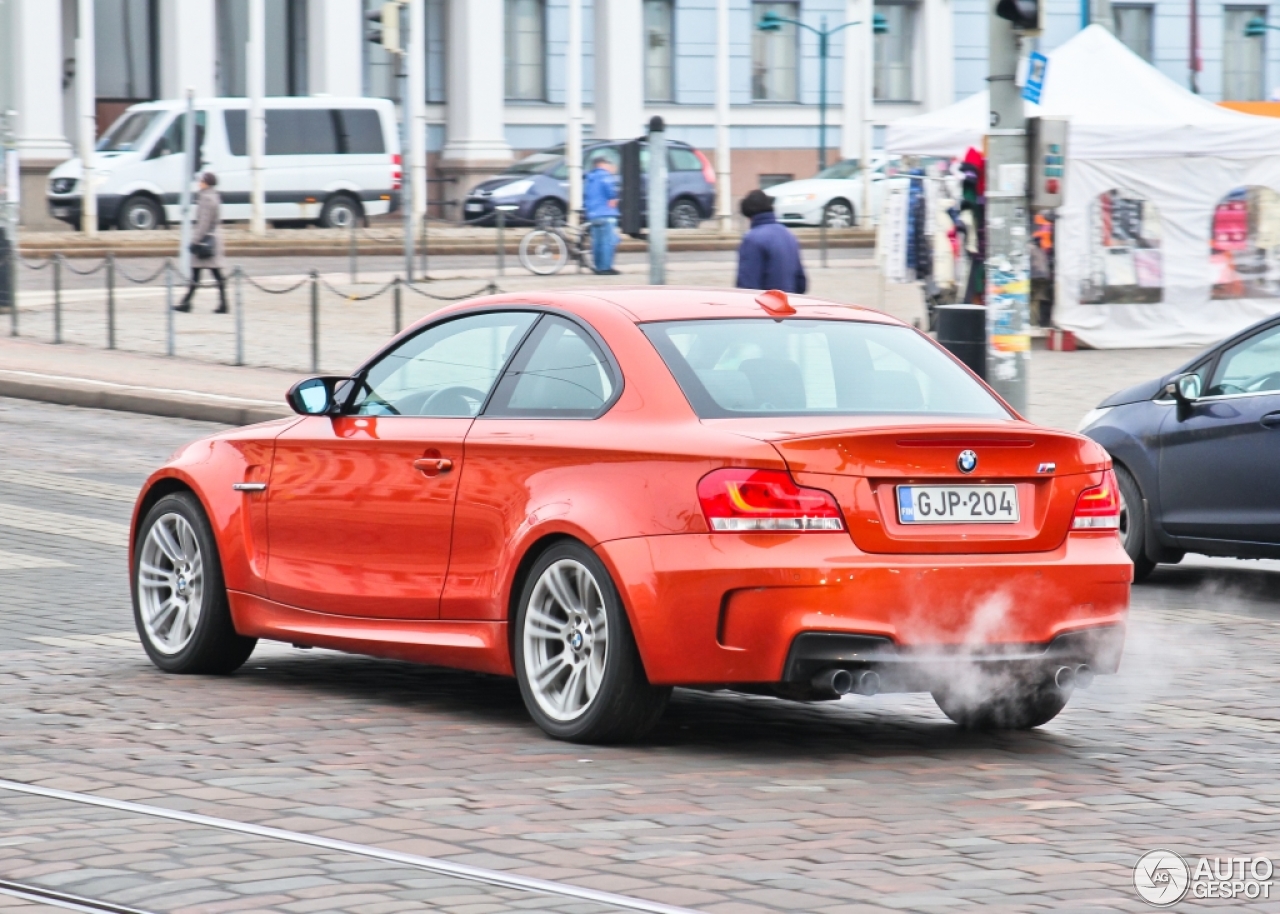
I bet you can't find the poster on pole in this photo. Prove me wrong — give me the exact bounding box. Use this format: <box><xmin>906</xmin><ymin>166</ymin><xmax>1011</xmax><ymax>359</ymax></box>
<box><xmin>879</xmin><ymin>189</ymin><xmax>910</xmax><ymax>284</ymax></box>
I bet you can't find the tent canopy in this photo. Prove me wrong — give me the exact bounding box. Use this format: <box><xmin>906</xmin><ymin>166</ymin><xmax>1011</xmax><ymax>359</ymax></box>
<box><xmin>886</xmin><ymin>25</ymin><xmax>1280</xmax><ymax>159</ymax></box>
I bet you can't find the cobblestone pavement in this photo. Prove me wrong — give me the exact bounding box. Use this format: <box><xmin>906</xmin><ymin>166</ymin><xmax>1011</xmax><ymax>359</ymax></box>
<box><xmin>1</xmin><ymin>395</ymin><xmax>1279</xmax><ymax>913</ymax></box>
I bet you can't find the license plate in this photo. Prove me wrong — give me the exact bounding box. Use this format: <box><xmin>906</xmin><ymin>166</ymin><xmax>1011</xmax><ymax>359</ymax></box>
<box><xmin>51</xmin><ymin>207</ymin><xmax>70</xmax><ymax>217</ymax></box>
<box><xmin>465</xmin><ymin>202</ymin><xmax>484</xmax><ymax>212</ymax></box>
<box><xmin>896</xmin><ymin>485</ymin><xmax>1019</xmax><ymax>524</ymax></box>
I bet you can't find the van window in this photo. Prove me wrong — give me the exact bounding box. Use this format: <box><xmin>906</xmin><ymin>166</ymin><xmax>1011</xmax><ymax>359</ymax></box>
<box><xmin>336</xmin><ymin>110</ymin><xmax>385</xmax><ymax>154</ymax></box>
<box><xmin>266</xmin><ymin>109</ymin><xmax>339</xmax><ymax>155</ymax></box>
<box><xmin>96</xmin><ymin>111</ymin><xmax>161</xmax><ymax>152</ymax></box>
<box><xmin>224</xmin><ymin>108</ymin><xmax>384</xmax><ymax>156</ymax></box>
<box><xmin>148</xmin><ymin>111</ymin><xmax>207</xmax><ymax>160</ymax></box>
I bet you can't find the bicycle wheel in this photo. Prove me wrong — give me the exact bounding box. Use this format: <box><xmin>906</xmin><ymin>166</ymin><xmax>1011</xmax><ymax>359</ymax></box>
<box><xmin>519</xmin><ymin>229</ymin><xmax>569</xmax><ymax>276</ymax></box>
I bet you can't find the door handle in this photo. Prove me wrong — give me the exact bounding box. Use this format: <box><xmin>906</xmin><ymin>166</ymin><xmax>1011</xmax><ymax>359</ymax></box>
<box><xmin>1261</xmin><ymin>412</ymin><xmax>1280</xmax><ymax>429</ymax></box>
<box><xmin>413</xmin><ymin>457</ymin><xmax>453</xmax><ymax>475</ymax></box>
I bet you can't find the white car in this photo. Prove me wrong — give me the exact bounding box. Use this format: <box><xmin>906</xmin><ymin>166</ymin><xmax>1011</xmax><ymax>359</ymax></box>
<box><xmin>47</xmin><ymin>96</ymin><xmax>401</xmax><ymax>231</ymax></box>
<box><xmin>766</xmin><ymin>157</ymin><xmax>949</xmax><ymax>228</ymax></box>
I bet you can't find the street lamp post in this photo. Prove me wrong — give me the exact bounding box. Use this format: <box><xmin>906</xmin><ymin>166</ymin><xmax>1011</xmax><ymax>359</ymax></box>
<box><xmin>757</xmin><ymin>10</ymin><xmax>887</xmax><ymax>173</ymax></box>
<box><xmin>1245</xmin><ymin>16</ymin><xmax>1279</xmax><ymax>37</ymax></box>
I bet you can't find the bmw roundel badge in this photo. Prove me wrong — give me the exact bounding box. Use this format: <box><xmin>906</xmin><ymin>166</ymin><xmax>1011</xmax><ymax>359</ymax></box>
<box><xmin>957</xmin><ymin>450</ymin><xmax>978</xmax><ymax>474</ymax></box>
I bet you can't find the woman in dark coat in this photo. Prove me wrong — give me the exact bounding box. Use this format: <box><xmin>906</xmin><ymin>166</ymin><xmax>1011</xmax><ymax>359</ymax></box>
<box><xmin>176</xmin><ymin>172</ymin><xmax>227</xmax><ymax>313</ymax></box>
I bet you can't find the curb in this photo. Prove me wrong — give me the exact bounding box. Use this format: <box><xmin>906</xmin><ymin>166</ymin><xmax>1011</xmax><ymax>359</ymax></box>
<box><xmin>0</xmin><ymin>371</ymin><xmax>291</xmax><ymax>426</ymax></box>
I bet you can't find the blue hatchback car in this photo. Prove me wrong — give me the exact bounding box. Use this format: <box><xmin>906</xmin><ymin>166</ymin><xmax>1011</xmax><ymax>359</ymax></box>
<box><xmin>1080</xmin><ymin>313</ymin><xmax>1280</xmax><ymax>580</ymax></box>
<box><xmin>462</xmin><ymin>140</ymin><xmax>715</xmax><ymax>228</ymax></box>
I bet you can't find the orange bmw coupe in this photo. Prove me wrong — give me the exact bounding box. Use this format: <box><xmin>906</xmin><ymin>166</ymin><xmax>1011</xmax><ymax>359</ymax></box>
<box><xmin>131</xmin><ymin>288</ymin><xmax>1130</xmax><ymax>742</ymax></box>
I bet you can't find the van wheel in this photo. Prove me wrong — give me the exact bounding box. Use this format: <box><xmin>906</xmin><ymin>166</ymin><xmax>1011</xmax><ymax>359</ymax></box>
<box><xmin>118</xmin><ymin>195</ymin><xmax>164</xmax><ymax>231</ymax></box>
<box><xmin>320</xmin><ymin>194</ymin><xmax>362</xmax><ymax>229</ymax></box>
<box><xmin>514</xmin><ymin>542</ymin><xmax>669</xmax><ymax>743</ymax></box>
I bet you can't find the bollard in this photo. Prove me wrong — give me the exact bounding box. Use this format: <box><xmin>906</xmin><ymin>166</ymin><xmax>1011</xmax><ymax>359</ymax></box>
<box><xmin>936</xmin><ymin>304</ymin><xmax>987</xmax><ymax>380</ymax></box>
<box><xmin>310</xmin><ymin>270</ymin><xmax>319</xmax><ymax>373</ymax></box>
<box><xmin>165</xmin><ymin>261</ymin><xmax>175</xmax><ymax>356</ymax></box>
<box><xmin>52</xmin><ymin>254</ymin><xmax>62</xmax><ymax>344</ymax></box>
<box><xmin>419</xmin><ymin>214</ymin><xmax>428</xmax><ymax>280</ymax></box>
<box><xmin>820</xmin><ymin>218</ymin><xmax>828</xmax><ymax>269</ymax></box>
<box><xmin>234</xmin><ymin>266</ymin><xmax>244</xmax><ymax>366</ymax></box>
<box><xmin>348</xmin><ymin>216</ymin><xmax>358</xmax><ymax>284</ymax></box>
<box><xmin>393</xmin><ymin>276</ymin><xmax>402</xmax><ymax>334</ymax></box>
<box><xmin>496</xmin><ymin>209</ymin><xmax>506</xmax><ymax>277</ymax></box>
<box><xmin>106</xmin><ymin>254</ymin><xmax>116</xmax><ymax>349</ymax></box>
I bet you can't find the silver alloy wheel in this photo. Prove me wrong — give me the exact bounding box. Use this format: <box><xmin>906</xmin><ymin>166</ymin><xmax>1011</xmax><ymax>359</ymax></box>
<box><xmin>137</xmin><ymin>512</ymin><xmax>204</xmax><ymax>655</ymax></box>
<box><xmin>125</xmin><ymin>201</ymin><xmax>158</xmax><ymax>231</ymax></box>
<box><xmin>824</xmin><ymin>201</ymin><xmax>854</xmax><ymax>228</ymax></box>
<box><xmin>326</xmin><ymin>200</ymin><xmax>358</xmax><ymax>229</ymax></box>
<box><xmin>522</xmin><ymin>558</ymin><xmax>609</xmax><ymax>722</ymax></box>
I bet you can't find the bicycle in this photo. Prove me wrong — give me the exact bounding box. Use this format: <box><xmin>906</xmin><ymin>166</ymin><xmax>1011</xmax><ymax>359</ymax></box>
<box><xmin>518</xmin><ymin>217</ymin><xmax>594</xmax><ymax>276</ymax></box>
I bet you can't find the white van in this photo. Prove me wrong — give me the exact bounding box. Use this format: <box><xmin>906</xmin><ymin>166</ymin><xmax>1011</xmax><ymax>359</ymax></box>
<box><xmin>47</xmin><ymin>97</ymin><xmax>401</xmax><ymax>230</ymax></box>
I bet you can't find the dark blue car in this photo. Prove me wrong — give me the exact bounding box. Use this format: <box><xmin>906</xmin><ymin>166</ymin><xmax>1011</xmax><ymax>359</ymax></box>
<box><xmin>1080</xmin><ymin>313</ymin><xmax>1280</xmax><ymax>580</ymax></box>
<box><xmin>462</xmin><ymin>140</ymin><xmax>715</xmax><ymax>228</ymax></box>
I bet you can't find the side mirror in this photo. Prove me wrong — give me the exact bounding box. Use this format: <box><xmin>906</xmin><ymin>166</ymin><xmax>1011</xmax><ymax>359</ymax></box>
<box><xmin>1165</xmin><ymin>373</ymin><xmax>1202</xmax><ymax>420</ymax></box>
<box><xmin>286</xmin><ymin>376</ymin><xmax>348</xmax><ymax>416</ymax></box>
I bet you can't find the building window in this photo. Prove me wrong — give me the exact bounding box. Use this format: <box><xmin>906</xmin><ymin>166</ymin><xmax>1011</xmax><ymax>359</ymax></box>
<box><xmin>1224</xmin><ymin>8</ymin><xmax>1267</xmax><ymax>100</ymax></box>
<box><xmin>505</xmin><ymin>0</ymin><xmax>546</xmax><ymax>101</ymax></box>
<box><xmin>216</xmin><ymin>0</ymin><xmax>308</xmax><ymax>97</ymax></box>
<box><xmin>362</xmin><ymin>0</ymin><xmax>445</xmax><ymax>104</ymax></box>
<box><xmin>645</xmin><ymin>0</ymin><xmax>675</xmax><ymax>103</ymax></box>
<box><xmin>752</xmin><ymin>1</ymin><xmax>799</xmax><ymax>102</ymax></box>
<box><xmin>95</xmin><ymin>0</ymin><xmax>158</xmax><ymax>102</ymax></box>
<box><xmin>426</xmin><ymin>0</ymin><xmax>446</xmax><ymax>104</ymax></box>
<box><xmin>874</xmin><ymin>2</ymin><xmax>917</xmax><ymax>102</ymax></box>
<box><xmin>1112</xmin><ymin>6</ymin><xmax>1154</xmax><ymax>62</ymax></box>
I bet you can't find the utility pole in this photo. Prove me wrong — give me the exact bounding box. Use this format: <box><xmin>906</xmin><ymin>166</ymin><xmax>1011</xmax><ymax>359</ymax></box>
<box><xmin>566</xmin><ymin>0</ymin><xmax>583</xmax><ymax>227</ymax></box>
<box><xmin>715</xmin><ymin>0</ymin><xmax>732</xmax><ymax>232</ymax></box>
<box><xmin>648</xmin><ymin>117</ymin><xmax>667</xmax><ymax>285</ymax></box>
<box><xmin>408</xmin><ymin>0</ymin><xmax>426</xmax><ymax>266</ymax></box>
<box><xmin>77</xmin><ymin>0</ymin><xmax>97</xmax><ymax>235</ymax></box>
<box><xmin>985</xmin><ymin>0</ymin><xmax>1039</xmax><ymax>415</ymax></box>
<box><xmin>178</xmin><ymin>88</ymin><xmax>196</xmax><ymax>278</ymax></box>
<box><xmin>248</xmin><ymin>0</ymin><xmax>266</xmax><ymax>235</ymax></box>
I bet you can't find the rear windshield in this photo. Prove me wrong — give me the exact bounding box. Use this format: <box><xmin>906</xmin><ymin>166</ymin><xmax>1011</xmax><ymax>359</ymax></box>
<box><xmin>505</xmin><ymin>150</ymin><xmax>564</xmax><ymax>175</ymax></box>
<box><xmin>642</xmin><ymin>318</ymin><xmax>1010</xmax><ymax>419</ymax></box>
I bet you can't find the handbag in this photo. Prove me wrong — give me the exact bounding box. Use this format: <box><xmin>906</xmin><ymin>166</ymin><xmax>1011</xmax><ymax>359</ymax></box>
<box><xmin>189</xmin><ymin>234</ymin><xmax>215</xmax><ymax>259</ymax></box>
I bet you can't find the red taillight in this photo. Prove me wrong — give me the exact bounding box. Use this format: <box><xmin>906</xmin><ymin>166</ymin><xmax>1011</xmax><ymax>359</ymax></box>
<box><xmin>694</xmin><ymin>149</ymin><xmax>716</xmax><ymax>186</ymax></box>
<box><xmin>1072</xmin><ymin>469</ymin><xmax>1121</xmax><ymax>530</ymax></box>
<box><xmin>391</xmin><ymin>153</ymin><xmax>402</xmax><ymax>191</ymax></box>
<box><xmin>697</xmin><ymin>468</ymin><xmax>844</xmax><ymax>532</ymax></box>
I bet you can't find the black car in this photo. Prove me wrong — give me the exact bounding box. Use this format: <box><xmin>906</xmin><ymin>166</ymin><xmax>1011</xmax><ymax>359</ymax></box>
<box><xmin>1080</xmin><ymin>313</ymin><xmax>1280</xmax><ymax>580</ymax></box>
<box><xmin>462</xmin><ymin>140</ymin><xmax>716</xmax><ymax>228</ymax></box>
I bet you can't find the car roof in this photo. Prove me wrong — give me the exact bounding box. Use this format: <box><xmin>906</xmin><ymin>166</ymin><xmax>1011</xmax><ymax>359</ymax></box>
<box><xmin>545</xmin><ymin>287</ymin><xmax>906</xmax><ymax>325</ymax></box>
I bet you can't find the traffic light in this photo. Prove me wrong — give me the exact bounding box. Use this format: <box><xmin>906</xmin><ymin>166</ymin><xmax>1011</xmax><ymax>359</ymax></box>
<box><xmin>995</xmin><ymin>0</ymin><xmax>1041</xmax><ymax>32</ymax></box>
<box><xmin>619</xmin><ymin>140</ymin><xmax>644</xmax><ymax>238</ymax></box>
<box><xmin>366</xmin><ymin>1</ymin><xmax>401</xmax><ymax>52</ymax></box>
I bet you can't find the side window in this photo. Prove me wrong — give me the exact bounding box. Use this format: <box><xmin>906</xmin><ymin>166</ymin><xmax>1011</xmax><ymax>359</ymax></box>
<box><xmin>225</xmin><ymin>110</ymin><xmax>246</xmax><ymax>157</ymax></box>
<box><xmin>265</xmin><ymin>109</ymin><xmax>339</xmax><ymax>155</ymax></box>
<box><xmin>1206</xmin><ymin>324</ymin><xmax>1280</xmax><ymax>396</ymax></box>
<box><xmin>336</xmin><ymin>109</ymin><xmax>386</xmax><ymax>154</ymax></box>
<box><xmin>486</xmin><ymin>316</ymin><xmax>618</xmax><ymax>418</ymax></box>
<box><xmin>588</xmin><ymin>146</ymin><xmax>622</xmax><ymax>169</ymax></box>
<box><xmin>148</xmin><ymin>111</ymin><xmax>207</xmax><ymax>160</ymax></box>
<box><xmin>349</xmin><ymin>312</ymin><xmax>537</xmax><ymax>417</ymax></box>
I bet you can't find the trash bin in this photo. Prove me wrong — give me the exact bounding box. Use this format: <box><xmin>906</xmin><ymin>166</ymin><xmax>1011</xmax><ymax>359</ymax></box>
<box><xmin>935</xmin><ymin>304</ymin><xmax>986</xmax><ymax>380</ymax></box>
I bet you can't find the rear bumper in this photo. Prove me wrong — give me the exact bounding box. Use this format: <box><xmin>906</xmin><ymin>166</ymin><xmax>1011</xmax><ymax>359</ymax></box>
<box><xmin>595</xmin><ymin>532</ymin><xmax>1131</xmax><ymax>686</ymax></box>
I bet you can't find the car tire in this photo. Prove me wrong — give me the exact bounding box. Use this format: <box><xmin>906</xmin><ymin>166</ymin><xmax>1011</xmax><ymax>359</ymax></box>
<box><xmin>932</xmin><ymin>682</ymin><xmax>1068</xmax><ymax>730</ymax></box>
<box><xmin>132</xmin><ymin>492</ymin><xmax>257</xmax><ymax>675</ymax></box>
<box><xmin>668</xmin><ymin>198</ymin><xmax>702</xmax><ymax>229</ymax></box>
<box><xmin>513</xmin><ymin>541</ymin><xmax>670</xmax><ymax>743</ymax></box>
<box><xmin>319</xmin><ymin>194</ymin><xmax>363</xmax><ymax>229</ymax></box>
<box><xmin>118</xmin><ymin>194</ymin><xmax>164</xmax><ymax>231</ymax></box>
<box><xmin>532</xmin><ymin>199</ymin><xmax>567</xmax><ymax>227</ymax></box>
<box><xmin>823</xmin><ymin>199</ymin><xmax>855</xmax><ymax>229</ymax></box>
<box><xmin>1114</xmin><ymin>464</ymin><xmax>1156</xmax><ymax>582</ymax></box>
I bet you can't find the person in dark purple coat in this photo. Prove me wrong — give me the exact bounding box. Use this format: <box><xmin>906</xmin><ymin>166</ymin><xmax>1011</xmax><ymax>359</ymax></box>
<box><xmin>735</xmin><ymin>189</ymin><xmax>808</xmax><ymax>294</ymax></box>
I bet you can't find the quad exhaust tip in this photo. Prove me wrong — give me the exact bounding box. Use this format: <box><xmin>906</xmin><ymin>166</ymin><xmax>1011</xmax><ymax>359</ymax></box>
<box><xmin>1054</xmin><ymin>664</ymin><xmax>1094</xmax><ymax>692</ymax></box>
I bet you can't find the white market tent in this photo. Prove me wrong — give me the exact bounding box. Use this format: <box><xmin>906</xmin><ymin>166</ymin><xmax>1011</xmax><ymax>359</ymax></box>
<box><xmin>886</xmin><ymin>25</ymin><xmax>1280</xmax><ymax>349</ymax></box>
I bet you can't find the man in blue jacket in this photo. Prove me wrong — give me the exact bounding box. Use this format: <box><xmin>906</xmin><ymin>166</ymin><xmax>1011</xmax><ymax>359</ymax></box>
<box><xmin>735</xmin><ymin>189</ymin><xmax>807</xmax><ymax>293</ymax></box>
<box><xmin>583</xmin><ymin>154</ymin><xmax>621</xmax><ymax>275</ymax></box>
